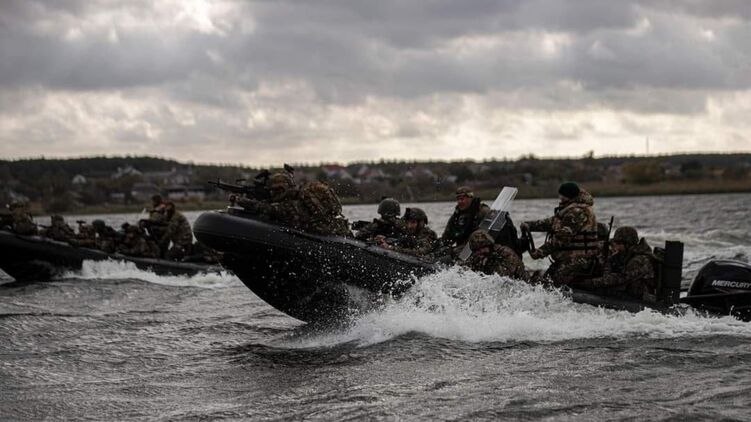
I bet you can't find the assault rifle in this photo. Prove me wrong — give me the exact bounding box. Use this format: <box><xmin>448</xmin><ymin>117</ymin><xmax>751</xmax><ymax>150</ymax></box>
<box><xmin>208</xmin><ymin>169</ymin><xmax>271</xmax><ymax>201</ymax></box>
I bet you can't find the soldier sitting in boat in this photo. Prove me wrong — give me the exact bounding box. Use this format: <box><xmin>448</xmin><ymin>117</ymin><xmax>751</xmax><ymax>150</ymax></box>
<box><xmin>522</xmin><ymin>182</ymin><xmax>600</xmax><ymax>285</ymax></box>
<box><xmin>238</xmin><ymin>170</ymin><xmax>351</xmax><ymax>237</ymax></box>
<box><xmin>571</xmin><ymin>226</ymin><xmax>658</xmax><ymax>301</ymax></box>
<box><xmin>41</xmin><ymin>215</ymin><xmax>76</xmax><ymax>242</ymax></box>
<box><xmin>159</xmin><ymin>201</ymin><xmax>194</xmax><ymax>260</ymax></box>
<box><xmin>6</xmin><ymin>202</ymin><xmax>38</xmax><ymax>236</ymax></box>
<box><xmin>70</xmin><ymin>221</ymin><xmax>97</xmax><ymax>248</ymax></box>
<box><xmin>376</xmin><ymin>207</ymin><xmax>436</xmax><ymax>257</ymax></box>
<box><xmin>91</xmin><ymin>219</ymin><xmax>120</xmax><ymax>254</ymax></box>
<box><xmin>143</xmin><ymin>195</ymin><xmax>168</xmax><ymax>241</ymax></box>
<box><xmin>441</xmin><ymin>186</ymin><xmax>520</xmax><ymax>257</ymax></box>
<box><xmin>354</xmin><ymin>197</ymin><xmax>405</xmax><ymax>241</ymax></box>
<box><xmin>117</xmin><ymin>225</ymin><xmax>160</xmax><ymax>258</ymax></box>
<box><xmin>464</xmin><ymin>230</ymin><xmax>527</xmax><ymax>280</ymax></box>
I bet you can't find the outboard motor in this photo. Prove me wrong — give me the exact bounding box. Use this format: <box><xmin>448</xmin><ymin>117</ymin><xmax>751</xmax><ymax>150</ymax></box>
<box><xmin>682</xmin><ymin>260</ymin><xmax>751</xmax><ymax>321</ymax></box>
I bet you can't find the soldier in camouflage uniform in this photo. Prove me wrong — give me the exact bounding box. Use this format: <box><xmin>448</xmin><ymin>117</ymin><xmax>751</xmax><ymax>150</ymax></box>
<box><xmin>572</xmin><ymin>226</ymin><xmax>657</xmax><ymax>301</ymax></box>
<box><xmin>239</xmin><ymin>171</ymin><xmax>351</xmax><ymax>237</ymax></box>
<box><xmin>522</xmin><ymin>182</ymin><xmax>599</xmax><ymax>285</ymax></box>
<box><xmin>7</xmin><ymin>202</ymin><xmax>38</xmax><ymax>236</ymax></box>
<box><xmin>354</xmin><ymin>197</ymin><xmax>405</xmax><ymax>241</ymax></box>
<box><xmin>378</xmin><ymin>207</ymin><xmax>436</xmax><ymax>258</ymax></box>
<box><xmin>91</xmin><ymin>219</ymin><xmax>120</xmax><ymax>254</ymax></box>
<box><xmin>464</xmin><ymin>230</ymin><xmax>527</xmax><ymax>280</ymax></box>
<box><xmin>70</xmin><ymin>222</ymin><xmax>97</xmax><ymax>248</ymax></box>
<box><xmin>159</xmin><ymin>202</ymin><xmax>194</xmax><ymax>260</ymax></box>
<box><xmin>441</xmin><ymin>186</ymin><xmax>520</xmax><ymax>256</ymax></box>
<box><xmin>145</xmin><ymin>195</ymin><xmax>168</xmax><ymax>241</ymax></box>
<box><xmin>117</xmin><ymin>225</ymin><xmax>160</xmax><ymax>258</ymax></box>
<box><xmin>42</xmin><ymin>215</ymin><xmax>76</xmax><ymax>242</ymax></box>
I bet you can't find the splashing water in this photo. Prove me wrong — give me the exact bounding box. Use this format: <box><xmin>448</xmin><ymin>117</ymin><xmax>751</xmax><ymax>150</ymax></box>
<box><xmin>59</xmin><ymin>259</ymin><xmax>242</xmax><ymax>289</ymax></box>
<box><xmin>286</xmin><ymin>267</ymin><xmax>751</xmax><ymax>348</ymax></box>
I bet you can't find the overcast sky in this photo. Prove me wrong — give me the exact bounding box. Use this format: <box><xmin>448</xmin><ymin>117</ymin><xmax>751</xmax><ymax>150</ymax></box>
<box><xmin>0</xmin><ymin>0</ymin><xmax>749</xmax><ymax>166</ymax></box>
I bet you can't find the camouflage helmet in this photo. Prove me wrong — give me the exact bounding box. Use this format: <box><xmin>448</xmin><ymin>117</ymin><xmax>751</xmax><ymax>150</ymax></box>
<box><xmin>268</xmin><ymin>172</ymin><xmax>294</xmax><ymax>192</ymax></box>
<box><xmin>455</xmin><ymin>186</ymin><xmax>474</xmax><ymax>198</ymax></box>
<box><xmin>468</xmin><ymin>230</ymin><xmax>494</xmax><ymax>251</ymax></box>
<box><xmin>403</xmin><ymin>207</ymin><xmax>428</xmax><ymax>224</ymax></box>
<box><xmin>612</xmin><ymin>226</ymin><xmax>639</xmax><ymax>247</ymax></box>
<box><xmin>91</xmin><ymin>219</ymin><xmax>106</xmax><ymax>230</ymax></box>
<box><xmin>377</xmin><ymin>197</ymin><xmax>400</xmax><ymax>218</ymax></box>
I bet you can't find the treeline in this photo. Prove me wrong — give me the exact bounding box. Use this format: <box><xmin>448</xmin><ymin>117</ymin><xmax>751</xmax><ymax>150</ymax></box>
<box><xmin>1</xmin><ymin>153</ymin><xmax>750</xmax><ymax>213</ymax></box>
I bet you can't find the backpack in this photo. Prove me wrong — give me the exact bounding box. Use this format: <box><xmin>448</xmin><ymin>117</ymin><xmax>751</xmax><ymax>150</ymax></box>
<box><xmin>300</xmin><ymin>181</ymin><xmax>343</xmax><ymax>217</ymax></box>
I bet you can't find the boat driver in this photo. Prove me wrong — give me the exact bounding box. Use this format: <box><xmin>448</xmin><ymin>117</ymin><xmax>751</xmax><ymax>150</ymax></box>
<box><xmin>570</xmin><ymin>226</ymin><xmax>658</xmax><ymax>301</ymax></box>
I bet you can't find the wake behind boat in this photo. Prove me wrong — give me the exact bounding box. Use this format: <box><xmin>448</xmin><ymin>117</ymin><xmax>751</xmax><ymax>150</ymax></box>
<box><xmin>0</xmin><ymin>229</ymin><xmax>223</xmax><ymax>283</ymax></box>
<box><xmin>193</xmin><ymin>209</ymin><xmax>751</xmax><ymax>324</ymax></box>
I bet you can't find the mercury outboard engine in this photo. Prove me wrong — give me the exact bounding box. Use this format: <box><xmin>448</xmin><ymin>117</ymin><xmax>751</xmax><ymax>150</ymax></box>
<box><xmin>682</xmin><ymin>260</ymin><xmax>751</xmax><ymax>321</ymax></box>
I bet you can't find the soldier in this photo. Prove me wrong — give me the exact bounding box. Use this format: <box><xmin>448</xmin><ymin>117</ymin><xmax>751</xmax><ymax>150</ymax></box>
<box><xmin>117</xmin><ymin>225</ymin><xmax>160</xmax><ymax>258</ymax></box>
<box><xmin>144</xmin><ymin>196</ymin><xmax>168</xmax><ymax>241</ymax></box>
<box><xmin>70</xmin><ymin>221</ymin><xmax>97</xmax><ymax>248</ymax></box>
<box><xmin>464</xmin><ymin>230</ymin><xmax>527</xmax><ymax>280</ymax></box>
<box><xmin>521</xmin><ymin>182</ymin><xmax>599</xmax><ymax>285</ymax></box>
<box><xmin>377</xmin><ymin>207</ymin><xmax>436</xmax><ymax>258</ymax></box>
<box><xmin>7</xmin><ymin>202</ymin><xmax>38</xmax><ymax>236</ymax></box>
<box><xmin>572</xmin><ymin>227</ymin><xmax>657</xmax><ymax>301</ymax></box>
<box><xmin>354</xmin><ymin>197</ymin><xmax>405</xmax><ymax>241</ymax></box>
<box><xmin>159</xmin><ymin>201</ymin><xmax>194</xmax><ymax>260</ymax></box>
<box><xmin>239</xmin><ymin>171</ymin><xmax>351</xmax><ymax>237</ymax></box>
<box><xmin>91</xmin><ymin>219</ymin><xmax>120</xmax><ymax>253</ymax></box>
<box><xmin>441</xmin><ymin>186</ymin><xmax>520</xmax><ymax>256</ymax></box>
<box><xmin>42</xmin><ymin>215</ymin><xmax>76</xmax><ymax>242</ymax></box>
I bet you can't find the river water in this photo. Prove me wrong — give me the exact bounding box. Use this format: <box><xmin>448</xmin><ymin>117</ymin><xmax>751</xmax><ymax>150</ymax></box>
<box><xmin>1</xmin><ymin>193</ymin><xmax>750</xmax><ymax>420</ymax></box>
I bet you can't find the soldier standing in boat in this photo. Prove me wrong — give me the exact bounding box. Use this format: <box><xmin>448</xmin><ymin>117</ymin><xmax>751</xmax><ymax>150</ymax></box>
<box><xmin>571</xmin><ymin>226</ymin><xmax>658</xmax><ymax>301</ymax></box>
<box><xmin>159</xmin><ymin>201</ymin><xmax>194</xmax><ymax>260</ymax></box>
<box><xmin>522</xmin><ymin>182</ymin><xmax>599</xmax><ymax>285</ymax></box>
<box><xmin>464</xmin><ymin>230</ymin><xmax>527</xmax><ymax>280</ymax></box>
<box><xmin>441</xmin><ymin>186</ymin><xmax>520</xmax><ymax>257</ymax></box>
<box><xmin>354</xmin><ymin>197</ymin><xmax>405</xmax><ymax>241</ymax></box>
<box><xmin>377</xmin><ymin>207</ymin><xmax>436</xmax><ymax>258</ymax></box>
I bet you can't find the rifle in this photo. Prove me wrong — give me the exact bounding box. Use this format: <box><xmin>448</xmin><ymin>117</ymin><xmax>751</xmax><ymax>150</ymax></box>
<box><xmin>208</xmin><ymin>170</ymin><xmax>271</xmax><ymax>201</ymax></box>
<box><xmin>351</xmin><ymin>220</ymin><xmax>370</xmax><ymax>231</ymax></box>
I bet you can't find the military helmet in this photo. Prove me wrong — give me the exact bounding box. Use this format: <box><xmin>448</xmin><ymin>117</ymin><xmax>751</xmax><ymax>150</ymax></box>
<box><xmin>403</xmin><ymin>207</ymin><xmax>428</xmax><ymax>224</ymax></box>
<box><xmin>468</xmin><ymin>230</ymin><xmax>494</xmax><ymax>251</ymax></box>
<box><xmin>377</xmin><ymin>198</ymin><xmax>400</xmax><ymax>218</ymax></box>
<box><xmin>612</xmin><ymin>226</ymin><xmax>639</xmax><ymax>247</ymax></box>
<box><xmin>268</xmin><ymin>172</ymin><xmax>294</xmax><ymax>191</ymax></box>
<box><xmin>91</xmin><ymin>219</ymin><xmax>106</xmax><ymax>230</ymax></box>
<box><xmin>455</xmin><ymin>186</ymin><xmax>474</xmax><ymax>198</ymax></box>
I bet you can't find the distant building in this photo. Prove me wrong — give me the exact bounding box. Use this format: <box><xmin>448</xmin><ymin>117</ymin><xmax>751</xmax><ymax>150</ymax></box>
<box><xmin>71</xmin><ymin>174</ymin><xmax>87</xmax><ymax>185</ymax></box>
<box><xmin>164</xmin><ymin>185</ymin><xmax>206</xmax><ymax>201</ymax></box>
<box><xmin>111</xmin><ymin>165</ymin><xmax>142</xmax><ymax>179</ymax></box>
<box><xmin>131</xmin><ymin>182</ymin><xmax>161</xmax><ymax>202</ymax></box>
<box><xmin>143</xmin><ymin>167</ymin><xmax>193</xmax><ymax>186</ymax></box>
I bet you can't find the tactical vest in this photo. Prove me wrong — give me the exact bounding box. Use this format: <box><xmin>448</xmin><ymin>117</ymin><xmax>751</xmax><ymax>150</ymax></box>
<box><xmin>550</xmin><ymin>202</ymin><xmax>599</xmax><ymax>255</ymax></box>
<box><xmin>300</xmin><ymin>181</ymin><xmax>343</xmax><ymax>217</ymax></box>
<box><xmin>444</xmin><ymin>198</ymin><xmax>485</xmax><ymax>244</ymax></box>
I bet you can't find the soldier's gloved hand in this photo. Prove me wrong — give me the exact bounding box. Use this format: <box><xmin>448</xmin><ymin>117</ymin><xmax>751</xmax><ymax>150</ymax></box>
<box><xmin>529</xmin><ymin>249</ymin><xmax>545</xmax><ymax>259</ymax></box>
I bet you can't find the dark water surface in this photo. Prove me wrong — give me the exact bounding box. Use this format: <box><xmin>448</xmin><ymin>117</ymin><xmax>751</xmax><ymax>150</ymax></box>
<box><xmin>2</xmin><ymin>193</ymin><xmax>751</xmax><ymax>421</ymax></box>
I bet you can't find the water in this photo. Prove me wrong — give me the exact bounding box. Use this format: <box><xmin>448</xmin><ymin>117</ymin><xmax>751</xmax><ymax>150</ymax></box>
<box><xmin>2</xmin><ymin>193</ymin><xmax>751</xmax><ymax>420</ymax></box>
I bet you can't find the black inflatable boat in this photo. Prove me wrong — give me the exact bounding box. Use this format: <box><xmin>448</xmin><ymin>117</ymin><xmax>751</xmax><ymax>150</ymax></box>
<box><xmin>194</xmin><ymin>210</ymin><xmax>751</xmax><ymax>324</ymax></box>
<box><xmin>0</xmin><ymin>230</ymin><xmax>223</xmax><ymax>282</ymax></box>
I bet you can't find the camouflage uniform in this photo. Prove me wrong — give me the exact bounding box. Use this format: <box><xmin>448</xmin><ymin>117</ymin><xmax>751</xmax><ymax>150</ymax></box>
<box><xmin>574</xmin><ymin>227</ymin><xmax>657</xmax><ymax>300</ymax></box>
<box><xmin>355</xmin><ymin>216</ymin><xmax>406</xmax><ymax>241</ymax></box>
<box><xmin>42</xmin><ymin>215</ymin><xmax>76</xmax><ymax>242</ymax></box>
<box><xmin>92</xmin><ymin>220</ymin><xmax>119</xmax><ymax>254</ymax></box>
<box><xmin>442</xmin><ymin>188</ymin><xmax>520</xmax><ymax>255</ymax></box>
<box><xmin>117</xmin><ymin>226</ymin><xmax>160</xmax><ymax>258</ymax></box>
<box><xmin>384</xmin><ymin>208</ymin><xmax>437</xmax><ymax>258</ymax></box>
<box><xmin>464</xmin><ymin>231</ymin><xmax>527</xmax><ymax>280</ymax></box>
<box><xmin>71</xmin><ymin>224</ymin><xmax>97</xmax><ymax>248</ymax></box>
<box><xmin>240</xmin><ymin>173</ymin><xmax>351</xmax><ymax>237</ymax></box>
<box><xmin>8</xmin><ymin>203</ymin><xmax>37</xmax><ymax>236</ymax></box>
<box><xmin>160</xmin><ymin>208</ymin><xmax>194</xmax><ymax>260</ymax></box>
<box><xmin>525</xmin><ymin>188</ymin><xmax>598</xmax><ymax>284</ymax></box>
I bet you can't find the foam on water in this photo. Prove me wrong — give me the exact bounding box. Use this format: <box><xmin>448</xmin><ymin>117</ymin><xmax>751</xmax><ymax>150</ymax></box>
<box><xmin>59</xmin><ymin>259</ymin><xmax>242</xmax><ymax>289</ymax></box>
<box><xmin>287</xmin><ymin>267</ymin><xmax>751</xmax><ymax>348</ymax></box>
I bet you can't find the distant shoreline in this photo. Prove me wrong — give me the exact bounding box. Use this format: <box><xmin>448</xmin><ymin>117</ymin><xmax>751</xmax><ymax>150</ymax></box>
<box><xmin>49</xmin><ymin>182</ymin><xmax>750</xmax><ymax>216</ymax></box>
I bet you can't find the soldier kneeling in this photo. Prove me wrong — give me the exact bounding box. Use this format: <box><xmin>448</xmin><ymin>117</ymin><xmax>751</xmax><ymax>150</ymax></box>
<box><xmin>464</xmin><ymin>230</ymin><xmax>527</xmax><ymax>280</ymax></box>
<box><xmin>570</xmin><ymin>226</ymin><xmax>657</xmax><ymax>301</ymax></box>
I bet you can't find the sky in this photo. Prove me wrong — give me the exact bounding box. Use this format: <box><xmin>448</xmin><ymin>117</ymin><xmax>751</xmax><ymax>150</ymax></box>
<box><xmin>0</xmin><ymin>0</ymin><xmax>750</xmax><ymax>166</ymax></box>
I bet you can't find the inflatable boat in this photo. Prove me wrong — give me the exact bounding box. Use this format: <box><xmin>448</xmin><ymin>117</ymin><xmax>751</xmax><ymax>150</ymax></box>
<box><xmin>193</xmin><ymin>210</ymin><xmax>751</xmax><ymax>324</ymax></box>
<box><xmin>0</xmin><ymin>230</ymin><xmax>223</xmax><ymax>282</ymax></box>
